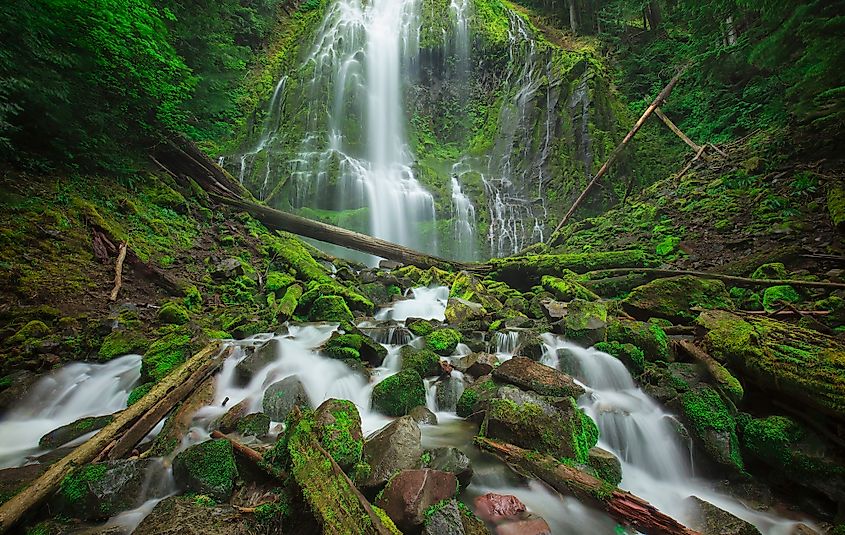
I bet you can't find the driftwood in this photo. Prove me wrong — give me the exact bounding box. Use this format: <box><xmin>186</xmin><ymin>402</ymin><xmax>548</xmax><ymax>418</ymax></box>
<box><xmin>210</xmin><ymin>430</ymin><xmax>288</xmax><ymax>481</ymax></box>
<box><xmin>476</xmin><ymin>438</ymin><xmax>702</xmax><ymax>535</ymax></box>
<box><xmin>583</xmin><ymin>267</ymin><xmax>845</xmax><ymax>291</ymax></box>
<box><xmin>0</xmin><ymin>343</ymin><xmax>225</xmax><ymax>534</ymax></box>
<box><xmin>98</xmin><ymin>346</ymin><xmax>233</xmax><ymax>461</ymax></box>
<box><xmin>550</xmin><ymin>66</ymin><xmax>687</xmax><ymax>238</ymax></box>
<box><xmin>109</xmin><ymin>242</ymin><xmax>127</xmax><ymax>301</ymax></box>
<box><xmin>215</xmin><ymin>194</ymin><xmax>477</xmax><ymax>273</ymax></box>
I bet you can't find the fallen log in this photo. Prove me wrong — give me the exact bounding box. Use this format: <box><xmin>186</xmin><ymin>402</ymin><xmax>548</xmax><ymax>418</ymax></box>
<box><xmin>109</xmin><ymin>242</ymin><xmax>127</xmax><ymax>301</ymax></box>
<box><xmin>654</xmin><ymin>107</ymin><xmax>701</xmax><ymax>153</ymax></box>
<box><xmin>475</xmin><ymin>438</ymin><xmax>702</xmax><ymax>535</ymax></box>
<box><xmin>99</xmin><ymin>346</ymin><xmax>233</xmax><ymax>461</ymax></box>
<box><xmin>0</xmin><ymin>343</ymin><xmax>225</xmax><ymax>534</ymax></box>
<box><xmin>550</xmin><ymin>66</ymin><xmax>688</xmax><ymax>238</ymax></box>
<box><xmin>210</xmin><ymin>430</ymin><xmax>288</xmax><ymax>482</ymax></box>
<box><xmin>676</xmin><ymin>340</ymin><xmax>743</xmax><ymax>403</ymax></box>
<box><xmin>214</xmin><ymin>194</ymin><xmax>477</xmax><ymax>273</ymax></box>
<box><xmin>582</xmin><ymin>267</ymin><xmax>845</xmax><ymax>291</ymax></box>
<box><xmin>142</xmin><ymin>376</ymin><xmax>217</xmax><ymax>458</ymax></box>
<box><xmin>287</xmin><ymin>409</ymin><xmax>395</xmax><ymax>535</ymax></box>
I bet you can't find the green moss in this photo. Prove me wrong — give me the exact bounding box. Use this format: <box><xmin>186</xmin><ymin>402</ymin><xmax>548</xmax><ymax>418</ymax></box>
<box><xmin>623</xmin><ymin>275</ymin><xmax>733</xmax><ymax>322</ymax></box>
<box><xmin>308</xmin><ymin>295</ymin><xmax>354</xmax><ymax>325</ymax></box>
<box><xmin>324</xmin><ymin>334</ymin><xmax>364</xmax><ymax>360</ymax></box>
<box><xmin>827</xmin><ymin>181</ymin><xmax>845</xmax><ymax>230</ymax></box>
<box><xmin>127</xmin><ymin>382</ymin><xmax>154</xmax><ymax>406</ymax></box>
<box><xmin>8</xmin><ymin>320</ymin><xmax>50</xmax><ymax>345</ymax></box>
<box><xmin>371</xmin><ymin>370</ymin><xmax>426</xmax><ymax>417</ymax></box>
<box><xmin>401</xmin><ymin>347</ymin><xmax>441</xmax><ymax>377</ymax></box>
<box><xmin>406</xmin><ymin>318</ymin><xmax>435</xmax><ymax>337</ymax></box>
<box><xmin>606</xmin><ymin>319</ymin><xmax>670</xmax><ymax>361</ymax></box>
<box><xmin>425</xmin><ymin>328</ymin><xmax>461</xmax><ymax>356</ymax></box>
<box><xmin>318</xmin><ymin>400</ymin><xmax>363</xmax><ymax>470</ymax></box>
<box><xmin>141</xmin><ymin>328</ymin><xmax>194</xmax><ymax>382</ymax></box>
<box><xmin>541</xmin><ymin>275</ymin><xmax>599</xmax><ymax>302</ymax></box>
<box><xmin>157</xmin><ymin>301</ymin><xmax>190</xmax><ymax>325</ymax></box>
<box><xmin>751</xmin><ymin>262</ymin><xmax>789</xmax><ymax>280</ymax></box>
<box><xmin>266</xmin><ymin>271</ymin><xmax>296</xmax><ymax>295</ymax></box>
<box><xmin>574</xmin><ymin>407</ymin><xmax>600</xmax><ymax>464</ymax></box>
<box><xmin>489</xmin><ymin>250</ymin><xmax>657</xmax><ymax>289</ymax></box>
<box><xmin>456</xmin><ymin>388</ymin><xmax>479</xmax><ymax>418</ymax></box>
<box><xmin>681</xmin><ymin>386</ymin><xmax>743</xmax><ymax>470</ymax></box>
<box><xmin>762</xmin><ymin>285</ymin><xmax>800</xmax><ymax>312</ymax></box>
<box><xmin>372</xmin><ymin>505</ymin><xmax>402</xmax><ymax>535</ymax></box>
<box><xmin>298</xmin><ymin>281</ymin><xmax>374</xmax><ymax>315</ymax></box>
<box><xmin>183</xmin><ymin>285</ymin><xmax>202</xmax><ymax>312</ymax></box>
<box><xmin>236</xmin><ymin>413</ymin><xmax>270</xmax><ymax>437</ymax></box>
<box><xmin>193</xmin><ymin>495</ymin><xmax>215</xmax><ymax>507</ymax></box>
<box><xmin>60</xmin><ymin>464</ymin><xmax>108</xmax><ymax>504</ymax></box>
<box><xmin>98</xmin><ymin>330</ymin><xmax>149</xmax><ymax>360</ymax></box>
<box><xmin>173</xmin><ymin>439</ymin><xmax>238</xmax><ymax>500</ymax></box>
<box><xmin>655</xmin><ymin>235</ymin><xmax>680</xmax><ymax>256</ymax></box>
<box><xmin>594</xmin><ymin>341</ymin><xmax>645</xmax><ymax>372</ymax></box>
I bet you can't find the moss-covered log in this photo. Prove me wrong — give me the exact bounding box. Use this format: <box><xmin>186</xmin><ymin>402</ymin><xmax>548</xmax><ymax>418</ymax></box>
<box><xmin>475</xmin><ymin>438</ymin><xmax>702</xmax><ymax>535</ymax></box>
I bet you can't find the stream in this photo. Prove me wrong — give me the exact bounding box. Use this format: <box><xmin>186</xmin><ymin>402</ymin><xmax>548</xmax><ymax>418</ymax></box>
<box><xmin>0</xmin><ymin>286</ymin><xmax>812</xmax><ymax>533</ymax></box>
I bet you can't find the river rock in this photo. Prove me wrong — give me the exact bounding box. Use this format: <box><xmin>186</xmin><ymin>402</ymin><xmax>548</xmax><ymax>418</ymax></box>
<box><xmin>314</xmin><ymin>398</ymin><xmax>363</xmax><ymax>471</ymax></box>
<box><xmin>455</xmin><ymin>352</ymin><xmax>498</xmax><ymax>377</ymax></box>
<box><xmin>492</xmin><ymin>357</ymin><xmax>584</xmax><ymax>398</ymax></box>
<box><xmin>423</xmin><ymin>447</ymin><xmax>473</xmax><ymax>488</ymax></box>
<box><xmin>685</xmin><ymin>496</ymin><xmax>762</xmax><ymax>535</ymax></box>
<box><xmin>445</xmin><ymin>297</ymin><xmax>487</xmax><ymax>325</ymax></box>
<box><xmin>172</xmin><ymin>439</ymin><xmax>238</xmax><ymax>501</ymax></box>
<box><xmin>0</xmin><ymin>370</ymin><xmax>38</xmax><ymax>415</ymax></box>
<box><xmin>550</xmin><ymin>299</ymin><xmax>608</xmax><ymax>346</ymax></box>
<box><xmin>0</xmin><ymin>463</ymin><xmax>49</xmax><ymax>506</ymax></box>
<box><xmin>372</xmin><ymin>369</ymin><xmax>426</xmax><ymax>416</ymax></box>
<box><xmin>262</xmin><ymin>375</ymin><xmax>310</xmax><ymax>422</ymax></box>
<box><xmin>51</xmin><ymin>459</ymin><xmax>169</xmax><ymax>520</ymax></box>
<box><xmin>539</xmin><ymin>298</ymin><xmax>568</xmax><ymax>322</ymax></box>
<box><xmin>436</xmin><ymin>376</ymin><xmax>463</xmax><ymax>412</ymax></box>
<box><xmin>513</xmin><ymin>334</ymin><xmax>546</xmax><ymax>361</ymax></box>
<box><xmin>359</xmin><ymin>416</ymin><xmax>422</xmax><ymax>488</ymax></box>
<box><xmin>134</xmin><ymin>496</ymin><xmax>254</xmax><ymax>535</ymax></box>
<box><xmin>623</xmin><ymin>275</ymin><xmax>733</xmax><ymax>323</ymax></box>
<box><xmin>494</xmin><ymin>515</ymin><xmax>551</xmax><ymax>535</ymax></box>
<box><xmin>422</xmin><ymin>499</ymin><xmax>490</xmax><ymax>535</ymax></box>
<box><xmin>235</xmin><ymin>412</ymin><xmax>270</xmax><ymax>438</ymax></box>
<box><xmin>409</xmin><ymin>405</ymin><xmax>438</xmax><ymax>425</ymax></box>
<box><xmin>376</xmin><ymin>469</ymin><xmax>458</xmax><ymax>532</ymax></box>
<box><xmin>588</xmin><ymin>447</ymin><xmax>622</xmax><ymax>486</ymax></box>
<box><xmin>39</xmin><ymin>414</ymin><xmax>114</xmax><ymax>449</ymax></box>
<box><xmin>217</xmin><ymin>398</ymin><xmax>251</xmax><ymax>433</ymax></box>
<box><xmin>474</xmin><ymin>493</ymin><xmax>526</xmax><ymax>523</ymax></box>
<box><xmin>235</xmin><ymin>339</ymin><xmax>280</xmax><ymax>385</ymax></box>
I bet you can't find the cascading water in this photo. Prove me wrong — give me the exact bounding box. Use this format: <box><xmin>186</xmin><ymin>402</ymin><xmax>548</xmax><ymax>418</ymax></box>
<box><xmin>237</xmin><ymin>75</ymin><xmax>288</xmax><ymax>197</ymax></box>
<box><xmin>541</xmin><ymin>335</ymin><xmax>812</xmax><ymax>534</ymax></box>
<box><xmin>288</xmin><ymin>0</ymin><xmax>438</xmax><ymax>255</ymax></box>
<box><xmin>450</xmin><ymin>170</ymin><xmax>477</xmax><ymax>261</ymax></box>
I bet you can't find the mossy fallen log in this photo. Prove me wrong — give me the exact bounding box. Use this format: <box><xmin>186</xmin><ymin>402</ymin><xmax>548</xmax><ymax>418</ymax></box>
<box><xmin>475</xmin><ymin>438</ymin><xmax>702</xmax><ymax>535</ymax></box>
<box><xmin>585</xmin><ymin>267</ymin><xmax>845</xmax><ymax>291</ymax></box>
<box><xmin>0</xmin><ymin>343</ymin><xmax>227</xmax><ymax>534</ymax></box>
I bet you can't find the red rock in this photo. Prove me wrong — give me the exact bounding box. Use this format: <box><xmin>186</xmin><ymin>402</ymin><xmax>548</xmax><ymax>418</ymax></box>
<box><xmin>495</xmin><ymin>515</ymin><xmax>552</xmax><ymax>535</ymax></box>
<box><xmin>376</xmin><ymin>469</ymin><xmax>458</xmax><ymax>532</ymax></box>
<box><xmin>473</xmin><ymin>493</ymin><xmax>526</xmax><ymax>524</ymax></box>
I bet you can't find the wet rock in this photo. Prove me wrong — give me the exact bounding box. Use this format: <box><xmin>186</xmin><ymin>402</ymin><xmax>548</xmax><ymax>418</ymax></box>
<box><xmin>211</xmin><ymin>257</ymin><xmax>244</xmax><ymax>281</ymax></box>
<box><xmin>588</xmin><ymin>447</ymin><xmax>622</xmax><ymax>486</ymax></box>
<box><xmin>492</xmin><ymin>357</ymin><xmax>584</xmax><ymax>398</ymax></box>
<box><xmin>262</xmin><ymin>375</ymin><xmax>310</xmax><ymax>422</ymax></box>
<box><xmin>685</xmin><ymin>496</ymin><xmax>762</xmax><ymax>535</ymax></box>
<box><xmin>39</xmin><ymin>414</ymin><xmax>114</xmax><ymax>448</ymax></box>
<box><xmin>495</xmin><ymin>385</ymin><xmax>560</xmax><ymax>416</ymax></box>
<box><xmin>423</xmin><ymin>447</ymin><xmax>473</xmax><ymax>488</ymax></box>
<box><xmin>172</xmin><ymin>439</ymin><xmax>238</xmax><ymax>501</ymax></box>
<box><xmin>513</xmin><ymin>335</ymin><xmax>546</xmax><ymax>361</ymax></box>
<box><xmin>323</xmin><ymin>330</ymin><xmax>388</xmax><ymax>366</ymax></box>
<box><xmin>52</xmin><ymin>459</ymin><xmax>169</xmax><ymax>520</ymax></box>
<box><xmin>235</xmin><ymin>412</ymin><xmax>270</xmax><ymax>438</ymax></box>
<box><xmin>789</xmin><ymin>524</ymin><xmax>820</xmax><ymax>535</ymax></box>
<box><xmin>550</xmin><ymin>299</ymin><xmax>608</xmax><ymax>346</ymax></box>
<box><xmin>455</xmin><ymin>353</ymin><xmax>497</xmax><ymax>377</ymax></box>
<box><xmin>234</xmin><ymin>338</ymin><xmax>280</xmax><ymax>385</ymax></box>
<box><xmin>436</xmin><ymin>376</ymin><xmax>464</xmax><ymax>412</ymax></box>
<box><xmin>450</xmin><ymin>272</ymin><xmax>503</xmax><ymax>310</ymax></box>
<box><xmin>605</xmin><ymin>319</ymin><xmax>670</xmax><ymax>361</ymax></box>
<box><xmin>445</xmin><ymin>298</ymin><xmax>487</xmax><ymax>325</ymax></box>
<box><xmin>474</xmin><ymin>493</ymin><xmax>526</xmax><ymax>523</ymax></box>
<box><xmin>314</xmin><ymin>398</ymin><xmax>363</xmax><ymax>471</ymax></box>
<box><xmin>359</xmin><ymin>416</ymin><xmax>422</xmax><ymax>489</ymax></box>
<box><xmin>401</xmin><ymin>346</ymin><xmax>442</xmax><ymax>377</ymax></box>
<box><xmin>407</xmin><ymin>317</ymin><xmax>436</xmax><ymax>337</ymax></box>
<box><xmin>456</xmin><ymin>375</ymin><xmax>499</xmax><ymax>420</ymax></box>
<box><xmin>0</xmin><ymin>370</ymin><xmax>38</xmax><ymax>415</ymax></box>
<box><xmin>623</xmin><ymin>276</ymin><xmax>733</xmax><ymax>323</ymax></box>
<box><xmin>494</xmin><ymin>515</ymin><xmax>551</xmax><ymax>535</ymax></box>
<box><xmin>680</xmin><ymin>385</ymin><xmax>743</xmax><ymax>473</ymax></box>
<box><xmin>375</xmin><ymin>469</ymin><xmax>458</xmax><ymax>532</ymax></box>
<box><xmin>134</xmin><ymin>496</ymin><xmax>254</xmax><ymax>535</ymax></box>
<box><xmin>541</xmin><ymin>275</ymin><xmax>598</xmax><ymax>302</ymax></box>
<box><xmin>308</xmin><ymin>295</ymin><xmax>355</xmax><ymax>324</ymax></box>
<box><xmin>372</xmin><ymin>369</ymin><xmax>426</xmax><ymax>416</ymax></box>
<box><xmin>539</xmin><ymin>299</ymin><xmax>567</xmax><ymax>322</ymax></box>
<box><xmin>422</xmin><ymin>499</ymin><xmax>490</xmax><ymax>535</ymax></box>
<box><xmin>409</xmin><ymin>405</ymin><xmax>438</xmax><ymax>425</ymax></box>
<box><xmin>217</xmin><ymin>398</ymin><xmax>251</xmax><ymax>433</ymax></box>
<box><xmin>426</xmin><ymin>328</ymin><xmax>462</xmax><ymax>356</ymax></box>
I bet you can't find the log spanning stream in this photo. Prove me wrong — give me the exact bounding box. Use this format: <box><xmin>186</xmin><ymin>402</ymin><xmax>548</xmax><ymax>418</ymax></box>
<box><xmin>0</xmin><ymin>287</ymin><xmax>812</xmax><ymax>533</ymax></box>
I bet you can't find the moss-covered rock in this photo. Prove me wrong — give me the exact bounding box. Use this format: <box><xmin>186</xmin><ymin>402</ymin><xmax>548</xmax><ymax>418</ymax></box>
<box><xmin>456</xmin><ymin>376</ymin><xmax>500</xmax><ymax>418</ymax></box>
<box><xmin>8</xmin><ymin>320</ymin><xmax>50</xmax><ymax>345</ymax></box>
<box><xmin>127</xmin><ymin>382</ymin><xmax>154</xmax><ymax>406</ymax></box>
<box><xmin>172</xmin><ymin>439</ymin><xmax>238</xmax><ymax>501</ymax></box>
<box><xmin>314</xmin><ymin>399</ymin><xmax>363</xmax><ymax>472</ymax></box>
<box><xmin>605</xmin><ymin>319</ymin><xmax>670</xmax><ymax>361</ymax></box>
<box><xmin>308</xmin><ymin>295</ymin><xmax>355</xmax><ymax>324</ymax></box>
<box><xmin>541</xmin><ymin>275</ymin><xmax>599</xmax><ymax>302</ymax></box>
<box><xmin>622</xmin><ymin>276</ymin><xmax>733</xmax><ymax>323</ymax></box>
<box><xmin>39</xmin><ymin>414</ymin><xmax>114</xmax><ymax>449</ymax></box>
<box><xmin>750</xmin><ymin>262</ymin><xmax>789</xmax><ymax>280</ymax></box>
<box><xmin>141</xmin><ymin>327</ymin><xmax>196</xmax><ymax>382</ymax></box>
<box><xmin>557</xmin><ymin>299</ymin><xmax>608</xmax><ymax>345</ymax></box>
<box><xmin>827</xmin><ymin>180</ymin><xmax>845</xmax><ymax>231</ymax></box>
<box><xmin>400</xmin><ymin>346</ymin><xmax>442</xmax><ymax>377</ymax></box>
<box><xmin>265</xmin><ymin>271</ymin><xmax>296</xmax><ymax>295</ymax></box>
<box><xmin>699</xmin><ymin>310</ymin><xmax>845</xmax><ymax>419</ymax></box>
<box><xmin>594</xmin><ymin>341</ymin><xmax>644</xmax><ymax>373</ymax></box>
<box><xmin>98</xmin><ymin>330</ymin><xmax>149</xmax><ymax>360</ymax></box>
<box><xmin>489</xmin><ymin>250</ymin><xmax>657</xmax><ymax>289</ymax></box>
<box><xmin>492</xmin><ymin>356</ymin><xmax>584</xmax><ymax>399</ymax></box>
<box><xmin>444</xmin><ymin>298</ymin><xmax>487</xmax><ymax>325</ymax></box>
<box><xmin>680</xmin><ymin>386</ymin><xmax>743</xmax><ymax>472</ymax></box>
<box><xmin>425</xmin><ymin>328</ymin><xmax>461</xmax><ymax>356</ymax></box>
<box><xmin>298</xmin><ymin>281</ymin><xmax>374</xmax><ymax>315</ymax></box>
<box><xmin>323</xmin><ymin>332</ymin><xmax>387</xmax><ymax>366</ymax></box>
<box><xmin>406</xmin><ymin>318</ymin><xmax>435</xmax><ymax>337</ymax></box>
<box><xmin>449</xmin><ymin>271</ymin><xmax>502</xmax><ymax>310</ymax></box>
<box><xmin>372</xmin><ymin>370</ymin><xmax>427</xmax><ymax>417</ymax></box>
<box><xmin>157</xmin><ymin>301</ymin><xmax>190</xmax><ymax>325</ymax></box>
<box><xmin>761</xmin><ymin>285</ymin><xmax>800</xmax><ymax>312</ymax></box>
<box><xmin>587</xmin><ymin>447</ymin><xmax>622</xmax><ymax>486</ymax></box>
<box><xmin>235</xmin><ymin>412</ymin><xmax>270</xmax><ymax>438</ymax></box>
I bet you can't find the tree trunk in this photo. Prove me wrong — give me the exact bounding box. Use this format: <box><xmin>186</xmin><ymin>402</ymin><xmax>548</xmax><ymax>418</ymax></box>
<box><xmin>569</xmin><ymin>0</ymin><xmax>578</xmax><ymax>33</ymax></box>
<box><xmin>654</xmin><ymin>107</ymin><xmax>701</xmax><ymax>152</ymax></box>
<box><xmin>476</xmin><ymin>438</ymin><xmax>702</xmax><ymax>535</ymax></box>
<box><xmin>0</xmin><ymin>343</ymin><xmax>226</xmax><ymax>534</ymax></box>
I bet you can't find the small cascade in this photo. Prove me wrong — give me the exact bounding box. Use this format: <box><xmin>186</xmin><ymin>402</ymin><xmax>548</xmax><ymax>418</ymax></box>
<box><xmin>568</xmin><ymin>72</ymin><xmax>593</xmax><ymax>179</ymax></box>
<box><xmin>0</xmin><ymin>354</ymin><xmax>140</xmax><ymax>468</ymax></box>
<box><xmin>448</xmin><ymin>0</ymin><xmax>471</xmax><ymax>76</ymax></box>
<box><xmin>235</xmin><ymin>75</ymin><xmax>288</xmax><ymax>197</ymax></box>
<box><xmin>449</xmin><ymin>166</ymin><xmax>477</xmax><ymax>261</ymax></box>
<box><xmin>490</xmin><ymin>329</ymin><xmax>521</xmax><ymax>356</ymax></box>
<box><xmin>541</xmin><ymin>335</ymin><xmax>810</xmax><ymax>534</ymax></box>
<box><xmin>375</xmin><ymin>286</ymin><xmax>450</xmax><ymax>322</ymax></box>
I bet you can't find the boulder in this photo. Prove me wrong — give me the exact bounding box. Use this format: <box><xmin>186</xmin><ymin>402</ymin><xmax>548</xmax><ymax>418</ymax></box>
<box><xmin>551</xmin><ymin>299</ymin><xmax>608</xmax><ymax>346</ymax></box>
<box><xmin>494</xmin><ymin>515</ymin><xmax>552</xmax><ymax>535</ymax></box>
<box><xmin>422</xmin><ymin>499</ymin><xmax>490</xmax><ymax>535</ymax></box>
<box><xmin>450</xmin><ymin>272</ymin><xmax>503</xmax><ymax>310</ymax></box>
<box><xmin>0</xmin><ymin>370</ymin><xmax>38</xmax><ymax>415</ymax></box>
<box><xmin>623</xmin><ymin>276</ymin><xmax>733</xmax><ymax>323</ymax></box>
<box><xmin>474</xmin><ymin>493</ymin><xmax>526</xmax><ymax>524</ymax></box>
<box><xmin>423</xmin><ymin>447</ymin><xmax>473</xmax><ymax>488</ymax></box>
<box><xmin>587</xmin><ymin>447</ymin><xmax>622</xmax><ymax>486</ymax></box>
<box><xmin>314</xmin><ymin>398</ymin><xmax>363</xmax><ymax>471</ymax></box>
<box><xmin>0</xmin><ymin>464</ymin><xmax>49</xmax><ymax>508</ymax></box>
<box><xmin>680</xmin><ymin>385</ymin><xmax>743</xmax><ymax>472</ymax></box>
<box><xmin>323</xmin><ymin>331</ymin><xmax>387</xmax><ymax>366</ymax></box>
<box><xmin>52</xmin><ymin>459</ymin><xmax>169</xmax><ymax>520</ymax></box>
<box><xmin>605</xmin><ymin>319</ymin><xmax>670</xmax><ymax>361</ymax></box>
<box><xmin>445</xmin><ymin>298</ymin><xmax>487</xmax><ymax>325</ymax></box>
<box><xmin>492</xmin><ymin>357</ymin><xmax>584</xmax><ymax>398</ymax></box>
<box><xmin>409</xmin><ymin>405</ymin><xmax>438</xmax><ymax>425</ymax></box>
<box><xmin>401</xmin><ymin>346</ymin><xmax>442</xmax><ymax>377</ymax></box>
<box><xmin>234</xmin><ymin>339</ymin><xmax>280</xmax><ymax>385</ymax></box>
<box><xmin>426</xmin><ymin>328</ymin><xmax>462</xmax><ymax>356</ymax></box>
<box><xmin>134</xmin><ymin>496</ymin><xmax>254</xmax><ymax>535</ymax></box>
<box><xmin>211</xmin><ymin>258</ymin><xmax>243</xmax><ymax>281</ymax></box>
<box><xmin>308</xmin><ymin>295</ymin><xmax>354</xmax><ymax>324</ymax></box>
<box><xmin>376</xmin><ymin>469</ymin><xmax>458</xmax><ymax>532</ymax></box>
<box><xmin>685</xmin><ymin>496</ymin><xmax>762</xmax><ymax>535</ymax></box>
<box><xmin>262</xmin><ymin>375</ymin><xmax>310</xmax><ymax>422</ymax></box>
<box><xmin>235</xmin><ymin>412</ymin><xmax>270</xmax><ymax>438</ymax></box>
<box><xmin>217</xmin><ymin>398</ymin><xmax>251</xmax><ymax>434</ymax></box>
<box><xmin>456</xmin><ymin>375</ymin><xmax>499</xmax><ymax>419</ymax></box>
<box><xmin>372</xmin><ymin>369</ymin><xmax>426</xmax><ymax>416</ymax></box>
<box><xmin>172</xmin><ymin>439</ymin><xmax>238</xmax><ymax>501</ymax></box>
<box><xmin>406</xmin><ymin>317</ymin><xmax>436</xmax><ymax>337</ymax></box>
<box><xmin>541</xmin><ymin>275</ymin><xmax>599</xmax><ymax>302</ymax></box>
<box><xmin>39</xmin><ymin>414</ymin><xmax>114</xmax><ymax>449</ymax></box>
<box><xmin>435</xmin><ymin>376</ymin><xmax>464</xmax><ymax>412</ymax></box>
<box><xmin>359</xmin><ymin>416</ymin><xmax>422</xmax><ymax>488</ymax></box>
<box><xmin>457</xmin><ymin>353</ymin><xmax>498</xmax><ymax>378</ymax></box>
<box><xmin>513</xmin><ymin>335</ymin><xmax>546</xmax><ymax>361</ymax></box>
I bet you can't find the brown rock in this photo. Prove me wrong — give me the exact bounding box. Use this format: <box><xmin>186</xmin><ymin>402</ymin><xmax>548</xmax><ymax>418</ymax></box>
<box><xmin>492</xmin><ymin>357</ymin><xmax>584</xmax><ymax>398</ymax></box>
<box><xmin>495</xmin><ymin>515</ymin><xmax>552</xmax><ymax>535</ymax></box>
<box><xmin>376</xmin><ymin>469</ymin><xmax>458</xmax><ymax>532</ymax></box>
<box><xmin>474</xmin><ymin>493</ymin><xmax>526</xmax><ymax>524</ymax></box>
<box><xmin>466</xmin><ymin>354</ymin><xmax>498</xmax><ymax>378</ymax></box>
<box><xmin>217</xmin><ymin>398</ymin><xmax>251</xmax><ymax>434</ymax></box>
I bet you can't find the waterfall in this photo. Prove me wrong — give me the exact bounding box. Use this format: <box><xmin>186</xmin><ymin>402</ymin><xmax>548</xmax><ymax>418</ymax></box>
<box><xmin>236</xmin><ymin>76</ymin><xmax>288</xmax><ymax>197</ymax></box>
<box><xmin>288</xmin><ymin>0</ymin><xmax>438</xmax><ymax>256</ymax></box>
<box><xmin>449</xmin><ymin>162</ymin><xmax>477</xmax><ymax>260</ymax></box>
<box><xmin>449</xmin><ymin>0</ymin><xmax>470</xmax><ymax>75</ymax></box>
